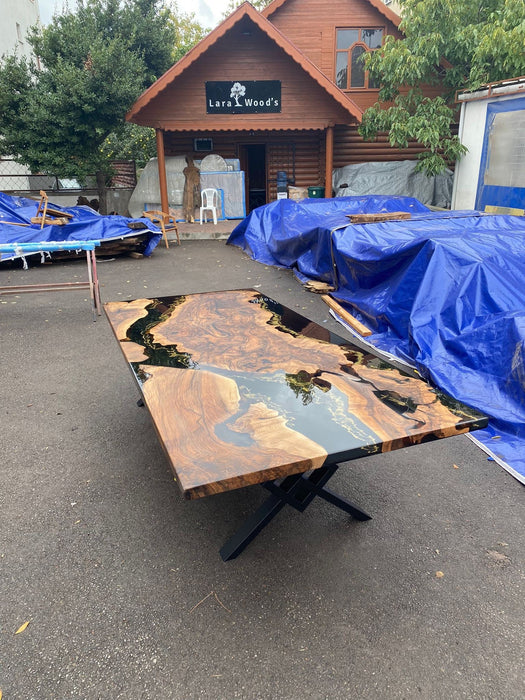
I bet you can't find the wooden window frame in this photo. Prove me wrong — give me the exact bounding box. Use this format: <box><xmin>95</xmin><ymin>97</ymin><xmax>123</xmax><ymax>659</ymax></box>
<box><xmin>335</xmin><ymin>27</ymin><xmax>384</xmax><ymax>91</ymax></box>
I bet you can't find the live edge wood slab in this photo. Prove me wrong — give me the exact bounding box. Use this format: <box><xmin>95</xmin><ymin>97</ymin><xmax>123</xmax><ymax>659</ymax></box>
<box><xmin>105</xmin><ymin>290</ymin><xmax>487</xmax><ymax>500</ymax></box>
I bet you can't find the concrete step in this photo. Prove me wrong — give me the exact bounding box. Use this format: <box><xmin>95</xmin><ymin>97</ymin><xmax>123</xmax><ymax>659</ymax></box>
<box><xmin>173</xmin><ymin>219</ymin><xmax>242</xmax><ymax>241</ymax></box>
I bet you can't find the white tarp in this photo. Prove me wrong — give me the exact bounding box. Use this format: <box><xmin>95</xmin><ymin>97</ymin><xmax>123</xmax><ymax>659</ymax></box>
<box><xmin>333</xmin><ymin>160</ymin><xmax>453</xmax><ymax>208</ymax></box>
<box><xmin>128</xmin><ymin>157</ymin><xmax>244</xmax><ymax>219</ymax></box>
<box><xmin>128</xmin><ymin>157</ymin><xmax>186</xmax><ymax>217</ymax></box>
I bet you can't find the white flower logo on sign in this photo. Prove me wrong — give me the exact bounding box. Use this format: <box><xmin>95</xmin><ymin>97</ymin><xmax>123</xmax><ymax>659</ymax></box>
<box><xmin>230</xmin><ymin>82</ymin><xmax>246</xmax><ymax>107</ymax></box>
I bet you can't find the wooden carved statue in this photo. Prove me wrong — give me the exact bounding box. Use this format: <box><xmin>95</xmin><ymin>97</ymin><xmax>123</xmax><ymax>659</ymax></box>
<box><xmin>183</xmin><ymin>155</ymin><xmax>200</xmax><ymax>223</ymax></box>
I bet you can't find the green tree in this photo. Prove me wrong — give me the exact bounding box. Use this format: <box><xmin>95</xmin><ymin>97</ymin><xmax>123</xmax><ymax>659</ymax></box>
<box><xmin>172</xmin><ymin>7</ymin><xmax>209</xmax><ymax>61</ymax></box>
<box><xmin>102</xmin><ymin>3</ymin><xmax>210</xmax><ymax>168</ymax></box>
<box><xmin>0</xmin><ymin>0</ymin><xmax>177</xmax><ymax>211</ymax></box>
<box><xmin>101</xmin><ymin>5</ymin><xmax>209</xmax><ymax>171</ymax></box>
<box><xmin>101</xmin><ymin>123</ymin><xmax>157</xmax><ymax>170</ymax></box>
<box><xmin>360</xmin><ymin>0</ymin><xmax>525</xmax><ymax>174</ymax></box>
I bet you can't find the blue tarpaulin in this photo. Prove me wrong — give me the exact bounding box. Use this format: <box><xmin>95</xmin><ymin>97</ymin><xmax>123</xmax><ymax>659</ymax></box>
<box><xmin>0</xmin><ymin>192</ymin><xmax>162</xmax><ymax>260</ymax></box>
<box><xmin>228</xmin><ymin>196</ymin><xmax>525</xmax><ymax>484</ymax></box>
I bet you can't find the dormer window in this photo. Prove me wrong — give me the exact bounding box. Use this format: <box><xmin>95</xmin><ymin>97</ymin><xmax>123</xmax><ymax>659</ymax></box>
<box><xmin>335</xmin><ymin>28</ymin><xmax>383</xmax><ymax>90</ymax></box>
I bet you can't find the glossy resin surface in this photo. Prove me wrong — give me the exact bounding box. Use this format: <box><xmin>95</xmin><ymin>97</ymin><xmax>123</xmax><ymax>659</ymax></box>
<box><xmin>105</xmin><ymin>290</ymin><xmax>488</xmax><ymax>499</ymax></box>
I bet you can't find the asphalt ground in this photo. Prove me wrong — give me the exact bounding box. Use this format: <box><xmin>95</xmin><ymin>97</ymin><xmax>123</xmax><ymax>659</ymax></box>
<box><xmin>1</xmin><ymin>240</ymin><xmax>524</xmax><ymax>700</ymax></box>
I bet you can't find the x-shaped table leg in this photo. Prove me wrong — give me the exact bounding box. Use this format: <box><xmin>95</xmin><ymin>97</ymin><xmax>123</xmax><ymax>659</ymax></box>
<box><xmin>219</xmin><ymin>463</ymin><xmax>371</xmax><ymax>561</ymax></box>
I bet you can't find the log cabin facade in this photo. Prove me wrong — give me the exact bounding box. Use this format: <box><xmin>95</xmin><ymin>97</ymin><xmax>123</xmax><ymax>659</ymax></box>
<box><xmin>127</xmin><ymin>0</ymin><xmax>435</xmax><ymax>214</ymax></box>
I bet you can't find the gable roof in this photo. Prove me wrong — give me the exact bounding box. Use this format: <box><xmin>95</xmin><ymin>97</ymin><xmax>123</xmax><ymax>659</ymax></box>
<box><xmin>262</xmin><ymin>0</ymin><xmax>401</xmax><ymax>29</ymax></box>
<box><xmin>127</xmin><ymin>1</ymin><xmax>362</xmax><ymax>124</ymax></box>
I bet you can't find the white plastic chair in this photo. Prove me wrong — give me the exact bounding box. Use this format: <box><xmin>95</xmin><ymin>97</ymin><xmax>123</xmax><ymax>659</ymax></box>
<box><xmin>199</xmin><ymin>188</ymin><xmax>219</xmax><ymax>225</ymax></box>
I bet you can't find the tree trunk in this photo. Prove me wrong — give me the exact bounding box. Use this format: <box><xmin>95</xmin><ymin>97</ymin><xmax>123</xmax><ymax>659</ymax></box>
<box><xmin>96</xmin><ymin>170</ymin><xmax>107</xmax><ymax>215</ymax></box>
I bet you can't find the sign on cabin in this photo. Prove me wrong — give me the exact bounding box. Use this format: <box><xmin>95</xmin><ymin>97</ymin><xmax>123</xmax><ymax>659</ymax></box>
<box><xmin>206</xmin><ymin>81</ymin><xmax>281</xmax><ymax>114</ymax></box>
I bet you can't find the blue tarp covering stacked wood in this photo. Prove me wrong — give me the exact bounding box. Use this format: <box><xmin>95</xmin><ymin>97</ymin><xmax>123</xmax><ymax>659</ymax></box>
<box><xmin>0</xmin><ymin>191</ymin><xmax>162</xmax><ymax>261</ymax></box>
<box><xmin>227</xmin><ymin>196</ymin><xmax>525</xmax><ymax>484</ymax></box>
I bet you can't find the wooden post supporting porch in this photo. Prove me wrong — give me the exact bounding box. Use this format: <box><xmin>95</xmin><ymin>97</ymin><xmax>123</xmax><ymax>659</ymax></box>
<box><xmin>325</xmin><ymin>125</ymin><xmax>334</xmax><ymax>199</ymax></box>
<box><xmin>155</xmin><ymin>128</ymin><xmax>169</xmax><ymax>214</ymax></box>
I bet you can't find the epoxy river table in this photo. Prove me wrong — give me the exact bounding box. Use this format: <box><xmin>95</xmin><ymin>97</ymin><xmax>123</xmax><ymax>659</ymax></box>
<box><xmin>105</xmin><ymin>289</ymin><xmax>487</xmax><ymax>560</ymax></box>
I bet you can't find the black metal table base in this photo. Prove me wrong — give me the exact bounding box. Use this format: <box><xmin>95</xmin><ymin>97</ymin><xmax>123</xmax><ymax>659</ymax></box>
<box><xmin>219</xmin><ymin>462</ymin><xmax>372</xmax><ymax>561</ymax></box>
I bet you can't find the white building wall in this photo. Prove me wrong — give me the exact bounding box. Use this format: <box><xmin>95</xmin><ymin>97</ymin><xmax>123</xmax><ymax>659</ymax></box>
<box><xmin>452</xmin><ymin>88</ymin><xmax>525</xmax><ymax>210</ymax></box>
<box><xmin>0</xmin><ymin>0</ymin><xmax>41</xmax><ymax>61</ymax></box>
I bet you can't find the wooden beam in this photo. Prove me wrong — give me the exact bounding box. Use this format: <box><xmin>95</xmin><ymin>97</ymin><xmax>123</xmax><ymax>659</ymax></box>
<box><xmin>348</xmin><ymin>212</ymin><xmax>412</xmax><ymax>223</ymax></box>
<box><xmin>325</xmin><ymin>125</ymin><xmax>334</xmax><ymax>199</ymax></box>
<box><xmin>321</xmin><ymin>295</ymin><xmax>372</xmax><ymax>337</ymax></box>
<box><xmin>30</xmin><ymin>216</ymin><xmax>69</xmax><ymax>226</ymax></box>
<box><xmin>155</xmin><ymin>128</ymin><xmax>169</xmax><ymax>214</ymax></box>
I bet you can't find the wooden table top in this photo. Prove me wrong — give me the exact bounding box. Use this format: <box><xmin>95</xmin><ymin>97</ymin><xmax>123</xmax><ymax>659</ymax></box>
<box><xmin>105</xmin><ymin>290</ymin><xmax>488</xmax><ymax>499</ymax></box>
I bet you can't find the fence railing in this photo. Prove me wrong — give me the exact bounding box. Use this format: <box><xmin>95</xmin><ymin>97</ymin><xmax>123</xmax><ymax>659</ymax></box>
<box><xmin>0</xmin><ymin>159</ymin><xmax>136</xmax><ymax>193</ymax></box>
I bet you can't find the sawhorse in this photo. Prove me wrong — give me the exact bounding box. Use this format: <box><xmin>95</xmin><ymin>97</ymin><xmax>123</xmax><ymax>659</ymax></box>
<box><xmin>0</xmin><ymin>241</ymin><xmax>102</xmax><ymax>320</ymax></box>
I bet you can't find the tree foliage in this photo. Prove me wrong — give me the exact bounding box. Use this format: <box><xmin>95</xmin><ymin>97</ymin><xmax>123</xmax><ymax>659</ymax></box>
<box><xmin>172</xmin><ymin>6</ymin><xmax>209</xmax><ymax>62</ymax></box>
<box><xmin>101</xmin><ymin>122</ymin><xmax>157</xmax><ymax>170</ymax></box>
<box><xmin>102</xmin><ymin>3</ymin><xmax>209</xmax><ymax>169</ymax></box>
<box><xmin>0</xmin><ymin>0</ymin><xmax>184</xmax><ymax>182</ymax></box>
<box><xmin>360</xmin><ymin>0</ymin><xmax>525</xmax><ymax>174</ymax></box>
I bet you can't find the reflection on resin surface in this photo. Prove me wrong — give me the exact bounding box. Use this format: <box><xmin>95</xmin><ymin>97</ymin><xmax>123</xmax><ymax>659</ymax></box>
<box><xmin>105</xmin><ymin>290</ymin><xmax>488</xmax><ymax>498</ymax></box>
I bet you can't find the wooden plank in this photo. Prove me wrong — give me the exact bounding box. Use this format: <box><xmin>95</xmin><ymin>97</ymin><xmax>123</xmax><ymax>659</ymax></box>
<box><xmin>42</xmin><ymin>207</ymin><xmax>73</xmax><ymax>219</ymax></box>
<box><xmin>321</xmin><ymin>294</ymin><xmax>372</xmax><ymax>336</ymax></box>
<box><xmin>30</xmin><ymin>216</ymin><xmax>68</xmax><ymax>226</ymax></box>
<box><xmin>347</xmin><ymin>212</ymin><xmax>412</xmax><ymax>223</ymax></box>
<box><xmin>485</xmin><ymin>205</ymin><xmax>525</xmax><ymax>216</ymax></box>
<box><xmin>304</xmin><ymin>279</ymin><xmax>334</xmax><ymax>293</ymax></box>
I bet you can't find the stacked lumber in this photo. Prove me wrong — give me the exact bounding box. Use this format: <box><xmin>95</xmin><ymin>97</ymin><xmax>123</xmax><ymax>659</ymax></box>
<box><xmin>50</xmin><ymin>235</ymin><xmax>148</xmax><ymax>260</ymax></box>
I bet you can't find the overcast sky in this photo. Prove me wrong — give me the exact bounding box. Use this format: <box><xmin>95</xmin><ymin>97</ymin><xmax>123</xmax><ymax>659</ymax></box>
<box><xmin>37</xmin><ymin>0</ymin><xmax>231</xmax><ymax>29</ymax></box>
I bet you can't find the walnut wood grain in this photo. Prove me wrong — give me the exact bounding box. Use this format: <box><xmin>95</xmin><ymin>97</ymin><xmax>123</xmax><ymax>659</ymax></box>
<box><xmin>104</xmin><ymin>290</ymin><xmax>488</xmax><ymax>499</ymax></box>
<box><xmin>121</xmin><ymin>341</ymin><xmax>149</xmax><ymax>363</ymax></box>
<box><xmin>140</xmin><ymin>366</ymin><xmax>327</xmax><ymax>497</ymax></box>
<box><xmin>105</xmin><ymin>298</ymin><xmax>152</xmax><ymax>340</ymax></box>
<box><xmin>151</xmin><ymin>290</ymin><xmax>357</xmax><ymax>374</ymax></box>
